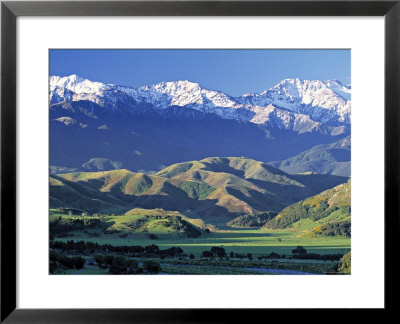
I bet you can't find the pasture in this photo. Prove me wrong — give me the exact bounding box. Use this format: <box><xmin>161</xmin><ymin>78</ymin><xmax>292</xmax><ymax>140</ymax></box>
<box><xmin>56</xmin><ymin>227</ymin><xmax>350</xmax><ymax>257</ymax></box>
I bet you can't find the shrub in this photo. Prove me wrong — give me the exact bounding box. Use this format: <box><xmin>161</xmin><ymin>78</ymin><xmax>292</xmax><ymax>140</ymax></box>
<box><xmin>94</xmin><ymin>254</ymin><xmax>104</xmax><ymax>267</ymax></box>
<box><xmin>292</xmin><ymin>246</ymin><xmax>307</xmax><ymax>256</ymax></box>
<box><xmin>211</xmin><ymin>246</ymin><xmax>226</xmax><ymax>257</ymax></box>
<box><xmin>104</xmin><ymin>255</ymin><xmax>115</xmax><ymax>266</ymax></box>
<box><xmin>71</xmin><ymin>256</ymin><xmax>85</xmax><ymax>269</ymax></box>
<box><xmin>143</xmin><ymin>261</ymin><xmax>161</xmax><ymax>274</ymax></box>
<box><xmin>145</xmin><ymin>244</ymin><xmax>159</xmax><ymax>254</ymax></box>
<box><xmin>202</xmin><ymin>251</ymin><xmax>213</xmax><ymax>258</ymax></box>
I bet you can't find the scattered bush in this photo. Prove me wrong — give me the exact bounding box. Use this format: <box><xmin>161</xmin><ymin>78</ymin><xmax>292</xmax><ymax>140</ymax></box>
<box><xmin>292</xmin><ymin>246</ymin><xmax>307</xmax><ymax>256</ymax></box>
<box><xmin>143</xmin><ymin>261</ymin><xmax>161</xmax><ymax>274</ymax></box>
<box><xmin>202</xmin><ymin>251</ymin><xmax>213</xmax><ymax>258</ymax></box>
<box><xmin>210</xmin><ymin>246</ymin><xmax>226</xmax><ymax>258</ymax></box>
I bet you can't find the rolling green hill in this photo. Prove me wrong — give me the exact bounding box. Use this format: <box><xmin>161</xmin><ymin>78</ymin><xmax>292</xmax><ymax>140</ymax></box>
<box><xmin>50</xmin><ymin>157</ymin><xmax>349</xmax><ymax>223</ymax></box>
<box><xmin>263</xmin><ymin>180</ymin><xmax>351</xmax><ymax>237</ymax></box>
<box><xmin>50</xmin><ymin>208</ymin><xmax>209</xmax><ymax>239</ymax></box>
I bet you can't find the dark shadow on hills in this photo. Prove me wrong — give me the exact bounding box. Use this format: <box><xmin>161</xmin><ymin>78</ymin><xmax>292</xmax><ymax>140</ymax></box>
<box><xmin>131</xmin><ymin>194</ymin><xmax>239</xmax><ymax>222</ymax></box>
<box><xmin>50</xmin><ymin>175</ymin><xmax>131</xmax><ymax>213</ymax></box>
<box><xmin>291</xmin><ymin>174</ymin><xmax>349</xmax><ymax>193</ymax></box>
<box><xmin>224</xmin><ymin>186</ymin><xmax>285</xmax><ymax>211</ymax></box>
<box><xmin>200</xmin><ymin>160</ymin><xmax>246</xmax><ymax>178</ymax></box>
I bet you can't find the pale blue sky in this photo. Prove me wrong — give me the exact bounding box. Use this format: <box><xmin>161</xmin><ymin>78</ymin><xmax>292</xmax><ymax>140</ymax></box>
<box><xmin>50</xmin><ymin>49</ymin><xmax>350</xmax><ymax>96</ymax></box>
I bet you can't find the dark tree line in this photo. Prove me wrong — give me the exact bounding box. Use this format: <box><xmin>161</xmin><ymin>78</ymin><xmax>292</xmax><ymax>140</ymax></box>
<box><xmin>50</xmin><ymin>240</ymin><xmax>183</xmax><ymax>258</ymax></box>
<box><xmin>49</xmin><ymin>250</ymin><xmax>85</xmax><ymax>273</ymax></box>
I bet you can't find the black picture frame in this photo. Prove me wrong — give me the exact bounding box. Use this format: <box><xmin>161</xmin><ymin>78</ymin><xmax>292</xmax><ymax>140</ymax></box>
<box><xmin>1</xmin><ymin>0</ymin><xmax>398</xmax><ymax>322</ymax></box>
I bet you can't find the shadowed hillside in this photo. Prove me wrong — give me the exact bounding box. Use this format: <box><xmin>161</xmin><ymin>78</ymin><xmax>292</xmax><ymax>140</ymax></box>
<box><xmin>269</xmin><ymin>136</ymin><xmax>351</xmax><ymax>176</ymax></box>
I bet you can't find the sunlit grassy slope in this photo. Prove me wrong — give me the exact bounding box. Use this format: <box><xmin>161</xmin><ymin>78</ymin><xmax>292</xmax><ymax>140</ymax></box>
<box><xmin>50</xmin><ymin>157</ymin><xmax>348</xmax><ymax>223</ymax></box>
<box><xmin>263</xmin><ymin>180</ymin><xmax>351</xmax><ymax>237</ymax></box>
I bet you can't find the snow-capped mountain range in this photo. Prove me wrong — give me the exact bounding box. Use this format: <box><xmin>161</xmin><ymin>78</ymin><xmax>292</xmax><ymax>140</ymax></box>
<box><xmin>49</xmin><ymin>75</ymin><xmax>351</xmax><ymax>131</ymax></box>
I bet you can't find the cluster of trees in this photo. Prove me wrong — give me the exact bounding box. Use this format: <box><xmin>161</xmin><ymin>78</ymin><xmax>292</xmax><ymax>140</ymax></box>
<box><xmin>201</xmin><ymin>248</ymin><xmax>255</xmax><ymax>261</ymax></box>
<box><xmin>202</xmin><ymin>246</ymin><xmax>227</xmax><ymax>258</ymax></box>
<box><xmin>94</xmin><ymin>254</ymin><xmax>161</xmax><ymax>274</ymax></box>
<box><xmin>50</xmin><ymin>240</ymin><xmax>183</xmax><ymax>258</ymax></box>
<box><xmin>161</xmin><ymin>216</ymin><xmax>202</xmax><ymax>238</ymax></box>
<box><xmin>317</xmin><ymin>221</ymin><xmax>351</xmax><ymax>237</ymax></box>
<box><xmin>337</xmin><ymin>252</ymin><xmax>351</xmax><ymax>274</ymax></box>
<box><xmin>291</xmin><ymin>246</ymin><xmax>343</xmax><ymax>261</ymax></box>
<box><xmin>227</xmin><ymin>211</ymin><xmax>277</xmax><ymax>228</ymax></box>
<box><xmin>50</xmin><ymin>216</ymin><xmax>104</xmax><ymax>234</ymax></box>
<box><xmin>292</xmin><ymin>246</ymin><xmax>308</xmax><ymax>255</ymax></box>
<box><xmin>49</xmin><ymin>250</ymin><xmax>85</xmax><ymax>273</ymax></box>
<box><xmin>257</xmin><ymin>252</ymin><xmax>286</xmax><ymax>260</ymax></box>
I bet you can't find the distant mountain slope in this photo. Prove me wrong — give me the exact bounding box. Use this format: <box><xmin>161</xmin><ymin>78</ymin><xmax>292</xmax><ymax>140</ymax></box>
<box><xmin>50</xmin><ymin>157</ymin><xmax>349</xmax><ymax>223</ymax></box>
<box><xmin>269</xmin><ymin>136</ymin><xmax>351</xmax><ymax>176</ymax></box>
<box><xmin>49</xmin><ymin>75</ymin><xmax>350</xmax><ymax>172</ymax></box>
<box><xmin>50</xmin><ymin>100</ymin><xmax>347</xmax><ymax>172</ymax></box>
<box><xmin>263</xmin><ymin>180</ymin><xmax>351</xmax><ymax>237</ymax></box>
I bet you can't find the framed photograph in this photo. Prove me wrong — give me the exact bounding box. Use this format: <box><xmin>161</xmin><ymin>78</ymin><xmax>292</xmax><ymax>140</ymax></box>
<box><xmin>1</xmin><ymin>0</ymin><xmax>398</xmax><ymax>322</ymax></box>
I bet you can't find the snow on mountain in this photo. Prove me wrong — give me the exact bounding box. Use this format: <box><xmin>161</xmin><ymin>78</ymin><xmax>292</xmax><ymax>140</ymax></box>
<box><xmin>325</xmin><ymin>79</ymin><xmax>351</xmax><ymax>101</ymax></box>
<box><xmin>123</xmin><ymin>80</ymin><xmax>240</xmax><ymax>111</ymax></box>
<box><xmin>238</xmin><ymin>78</ymin><xmax>351</xmax><ymax>125</ymax></box>
<box><xmin>50</xmin><ymin>75</ymin><xmax>113</xmax><ymax>106</ymax></box>
<box><xmin>49</xmin><ymin>75</ymin><xmax>351</xmax><ymax>130</ymax></box>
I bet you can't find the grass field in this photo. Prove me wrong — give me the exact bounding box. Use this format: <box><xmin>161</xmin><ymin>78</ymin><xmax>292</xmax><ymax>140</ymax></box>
<box><xmin>51</xmin><ymin>208</ymin><xmax>350</xmax><ymax>275</ymax></box>
<box><xmin>55</xmin><ymin>227</ymin><xmax>350</xmax><ymax>257</ymax></box>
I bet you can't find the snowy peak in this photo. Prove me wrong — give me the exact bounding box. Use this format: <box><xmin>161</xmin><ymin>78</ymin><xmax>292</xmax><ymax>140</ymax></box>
<box><xmin>50</xmin><ymin>74</ymin><xmax>110</xmax><ymax>94</ymax></box>
<box><xmin>137</xmin><ymin>80</ymin><xmax>238</xmax><ymax>108</ymax></box>
<box><xmin>49</xmin><ymin>74</ymin><xmax>351</xmax><ymax>131</ymax></box>
<box><xmin>238</xmin><ymin>78</ymin><xmax>351</xmax><ymax>124</ymax></box>
<box><xmin>265</xmin><ymin>78</ymin><xmax>349</xmax><ymax>107</ymax></box>
<box><xmin>138</xmin><ymin>80</ymin><xmax>205</xmax><ymax>107</ymax></box>
<box><xmin>150</xmin><ymin>80</ymin><xmax>202</xmax><ymax>96</ymax></box>
<box><xmin>49</xmin><ymin>74</ymin><xmax>112</xmax><ymax>105</ymax></box>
